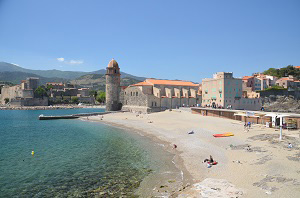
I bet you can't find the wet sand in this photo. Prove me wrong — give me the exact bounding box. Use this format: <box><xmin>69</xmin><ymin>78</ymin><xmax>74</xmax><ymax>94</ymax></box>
<box><xmin>85</xmin><ymin>110</ymin><xmax>300</xmax><ymax>197</ymax></box>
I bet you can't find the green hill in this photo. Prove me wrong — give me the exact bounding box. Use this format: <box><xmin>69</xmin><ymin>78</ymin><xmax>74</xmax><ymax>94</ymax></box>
<box><xmin>0</xmin><ymin>62</ymin><xmax>145</xmax><ymax>81</ymax></box>
<box><xmin>263</xmin><ymin>65</ymin><xmax>300</xmax><ymax>79</ymax></box>
<box><xmin>0</xmin><ymin>71</ymin><xmax>68</xmax><ymax>85</ymax></box>
<box><xmin>70</xmin><ymin>74</ymin><xmax>141</xmax><ymax>91</ymax></box>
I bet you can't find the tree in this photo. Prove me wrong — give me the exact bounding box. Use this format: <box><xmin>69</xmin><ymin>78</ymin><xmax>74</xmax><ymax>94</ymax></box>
<box><xmin>89</xmin><ymin>90</ymin><xmax>97</xmax><ymax>99</ymax></box>
<box><xmin>46</xmin><ymin>84</ymin><xmax>54</xmax><ymax>91</ymax></box>
<box><xmin>71</xmin><ymin>96</ymin><xmax>79</xmax><ymax>104</ymax></box>
<box><xmin>263</xmin><ymin>65</ymin><xmax>300</xmax><ymax>79</ymax></box>
<box><xmin>4</xmin><ymin>98</ymin><xmax>9</xmax><ymax>104</ymax></box>
<box><xmin>34</xmin><ymin>86</ymin><xmax>47</xmax><ymax>99</ymax></box>
<box><xmin>96</xmin><ymin>91</ymin><xmax>106</xmax><ymax>103</ymax></box>
<box><xmin>263</xmin><ymin>68</ymin><xmax>278</xmax><ymax>77</ymax></box>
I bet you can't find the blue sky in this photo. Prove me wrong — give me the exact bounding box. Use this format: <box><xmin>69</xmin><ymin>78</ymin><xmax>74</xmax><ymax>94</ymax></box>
<box><xmin>0</xmin><ymin>0</ymin><xmax>299</xmax><ymax>82</ymax></box>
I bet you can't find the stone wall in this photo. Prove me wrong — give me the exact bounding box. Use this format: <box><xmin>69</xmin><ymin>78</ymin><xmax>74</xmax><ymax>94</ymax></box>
<box><xmin>0</xmin><ymin>85</ymin><xmax>34</xmax><ymax>104</ymax></box>
<box><xmin>10</xmin><ymin>98</ymin><xmax>48</xmax><ymax>106</ymax></box>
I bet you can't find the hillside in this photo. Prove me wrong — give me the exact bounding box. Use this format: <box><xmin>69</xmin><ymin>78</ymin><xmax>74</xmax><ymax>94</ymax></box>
<box><xmin>263</xmin><ymin>65</ymin><xmax>300</xmax><ymax>79</ymax></box>
<box><xmin>0</xmin><ymin>62</ymin><xmax>88</xmax><ymax>79</ymax></box>
<box><xmin>0</xmin><ymin>62</ymin><xmax>145</xmax><ymax>81</ymax></box>
<box><xmin>0</xmin><ymin>72</ymin><xmax>68</xmax><ymax>85</ymax></box>
<box><xmin>70</xmin><ymin>74</ymin><xmax>141</xmax><ymax>91</ymax></box>
<box><xmin>92</xmin><ymin>69</ymin><xmax>146</xmax><ymax>81</ymax></box>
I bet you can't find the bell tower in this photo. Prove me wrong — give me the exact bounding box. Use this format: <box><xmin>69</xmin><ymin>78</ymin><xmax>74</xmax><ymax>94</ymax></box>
<box><xmin>105</xmin><ymin>59</ymin><xmax>121</xmax><ymax>111</ymax></box>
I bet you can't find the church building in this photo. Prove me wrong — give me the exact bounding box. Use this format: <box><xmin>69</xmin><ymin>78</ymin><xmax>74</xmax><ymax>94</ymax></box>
<box><xmin>105</xmin><ymin>59</ymin><xmax>201</xmax><ymax>113</ymax></box>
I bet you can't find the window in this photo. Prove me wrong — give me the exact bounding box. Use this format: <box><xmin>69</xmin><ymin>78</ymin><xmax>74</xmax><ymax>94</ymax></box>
<box><xmin>131</xmin><ymin>92</ymin><xmax>132</xmax><ymax>96</ymax></box>
<box><xmin>114</xmin><ymin>69</ymin><xmax>117</xmax><ymax>73</ymax></box>
<box><xmin>136</xmin><ymin>92</ymin><xmax>138</xmax><ymax>96</ymax></box>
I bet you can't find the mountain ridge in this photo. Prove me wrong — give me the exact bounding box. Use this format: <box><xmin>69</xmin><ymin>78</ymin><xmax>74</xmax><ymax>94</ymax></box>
<box><xmin>0</xmin><ymin>62</ymin><xmax>146</xmax><ymax>81</ymax></box>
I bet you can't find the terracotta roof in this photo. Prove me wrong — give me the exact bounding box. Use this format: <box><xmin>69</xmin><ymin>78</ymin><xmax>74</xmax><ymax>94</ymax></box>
<box><xmin>294</xmin><ymin>66</ymin><xmax>300</xmax><ymax>69</ymax></box>
<box><xmin>146</xmin><ymin>79</ymin><xmax>199</xmax><ymax>87</ymax></box>
<box><xmin>242</xmin><ymin>76</ymin><xmax>253</xmax><ymax>80</ymax></box>
<box><xmin>47</xmin><ymin>82</ymin><xmax>63</xmax><ymax>85</ymax></box>
<box><xmin>278</xmin><ymin>77</ymin><xmax>292</xmax><ymax>81</ymax></box>
<box><xmin>132</xmin><ymin>81</ymin><xmax>153</xmax><ymax>86</ymax></box>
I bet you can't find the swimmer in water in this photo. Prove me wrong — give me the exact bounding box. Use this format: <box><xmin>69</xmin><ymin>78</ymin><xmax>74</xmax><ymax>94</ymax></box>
<box><xmin>31</xmin><ymin>150</ymin><xmax>34</xmax><ymax>156</ymax></box>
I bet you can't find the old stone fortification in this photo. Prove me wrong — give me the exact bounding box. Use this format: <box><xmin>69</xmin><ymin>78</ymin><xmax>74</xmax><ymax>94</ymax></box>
<box><xmin>0</xmin><ymin>85</ymin><xmax>34</xmax><ymax>104</ymax></box>
<box><xmin>9</xmin><ymin>98</ymin><xmax>48</xmax><ymax>106</ymax></box>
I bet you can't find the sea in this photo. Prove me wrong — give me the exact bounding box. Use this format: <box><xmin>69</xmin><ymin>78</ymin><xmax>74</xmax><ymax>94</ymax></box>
<box><xmin>0</xmin><ymin>108</ymin><xmax>182</xmax><ymax>197</ymax></box>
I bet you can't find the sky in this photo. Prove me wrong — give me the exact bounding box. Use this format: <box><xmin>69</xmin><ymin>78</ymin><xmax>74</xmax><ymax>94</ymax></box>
<box><xmin>0</xmin><ymin>0</ymin><xmax>299</xmax><ymax>82</ymax></box>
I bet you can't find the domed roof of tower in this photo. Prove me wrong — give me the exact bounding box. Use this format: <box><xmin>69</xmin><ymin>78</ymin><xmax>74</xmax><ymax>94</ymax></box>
<box><xmin>107</xmin><ymin>59</ymin><xmax>119</xmax><ymax>68</ymax></box>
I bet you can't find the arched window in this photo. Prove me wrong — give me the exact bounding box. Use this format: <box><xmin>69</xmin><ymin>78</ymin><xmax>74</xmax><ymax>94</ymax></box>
<box><xmin>115</xmin><ymin>69</ymin><xmax>117</xmax><ymax>73</ymax></box>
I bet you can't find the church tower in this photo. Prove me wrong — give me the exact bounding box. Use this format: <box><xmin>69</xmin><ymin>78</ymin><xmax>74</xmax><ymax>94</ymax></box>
<box><xmin>105</xmin><ymin>59</ymin><xmax>121</xmax><ymax>111</ymax></box>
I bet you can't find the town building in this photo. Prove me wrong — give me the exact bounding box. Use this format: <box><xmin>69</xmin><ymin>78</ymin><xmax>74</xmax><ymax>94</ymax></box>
<box><xmin>202</xmin><ymin>72</ymin><xmax>261</xmax><ymax>110</ymax></box>
<box><xmin>48</xmin><ymin>83</ymin><xmax>94</xmax><ymax>104</ymax></box>
<box><xmin>275</xmin><ymin>75</ymin><xmax>300</xmax><ymax>89</ymax></box>
<box><xmin>122</xmin><ymin>79</ymin><xmax>201</xmax><ymax>113</ymax></box>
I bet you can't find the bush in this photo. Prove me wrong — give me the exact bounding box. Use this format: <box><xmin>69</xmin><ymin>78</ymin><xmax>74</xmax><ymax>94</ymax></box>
<box><xmin>71</xmin><ymin>96</ymin><xmax>79</xmax><ymax>104</ymax></box>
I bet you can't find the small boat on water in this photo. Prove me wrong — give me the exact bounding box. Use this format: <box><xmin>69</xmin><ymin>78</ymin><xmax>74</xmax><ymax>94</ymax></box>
<box><xmin>39</xmin><ymin>114</ymin><xmax>79</xmax><ymax>120</ymax></box>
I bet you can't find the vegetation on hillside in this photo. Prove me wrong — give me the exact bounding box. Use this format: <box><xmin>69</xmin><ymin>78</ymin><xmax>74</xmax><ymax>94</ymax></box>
<box><xmin>71</xmin><ymin>74</ymin><xmax>141</xmax><ymax>91</ymax></box>
<box><xmin>0</xmin><ymin>72</ymin><xmax>68</xmax><ymax>85</ymax></box>
<box><xmin>263</xmin><ymin>65</ymin><xmax>300</xmax><ymax>79</ymax></box>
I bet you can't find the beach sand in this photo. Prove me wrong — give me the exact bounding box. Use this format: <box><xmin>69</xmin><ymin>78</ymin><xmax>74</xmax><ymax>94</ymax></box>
<box><xmin>85</xmin><ymin>110</ymin><xmax>300</xmax><ymax>197</ymax></box>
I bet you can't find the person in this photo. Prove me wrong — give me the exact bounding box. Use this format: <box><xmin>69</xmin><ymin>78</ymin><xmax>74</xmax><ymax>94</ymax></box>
<box><xmin>288</xmin><ymin>143</ymin><xmax>293</xmax><ymax>149</ymax></box>
<box><xmin>209</xmin><ymin>155</ymin><xmax>214</xmax><ymax>163</ymax></box>
<box><xmin>173</xmin><ymin>144</ymin><xmax>177</xmax><ymax>149</ymax></box>
<box><xmin>248</xmin><ymin>122</ymin><xmax>251</xmax><ymax>128</ymax></box>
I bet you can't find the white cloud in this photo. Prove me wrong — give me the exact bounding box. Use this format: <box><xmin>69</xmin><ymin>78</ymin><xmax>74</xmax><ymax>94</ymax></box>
<box><xmin>68</xmin><ymin>60</ymin><xmax>84</xmax><ymax>65</ymax></box>
<box><xmin>56</xmin><ymin>57</ymin><xmax>83</xmax><ymax>65</ymax></box>
<box><xmin>56</xmin><ymin>57</ymin><xmax>65</xmax><ymax>62</ymax></box>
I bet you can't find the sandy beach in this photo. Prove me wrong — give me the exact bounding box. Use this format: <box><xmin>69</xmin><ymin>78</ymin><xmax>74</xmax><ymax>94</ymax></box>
<box><xmin>85</xmin><ymin>110</ymin><xmax>300</xmax><ymax>197</ymax></box>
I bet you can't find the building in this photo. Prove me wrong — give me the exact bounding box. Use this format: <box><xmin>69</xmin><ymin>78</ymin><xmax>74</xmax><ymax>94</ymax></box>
<box><xmin>46</xmin><ymin>82</ymin><xmax>64</xmax><ymax>90</ymax></box>
<box><xmin>0</xmin><ymin>77</ymin><xmax>48</xmax><ymax>106</ymax></box>
<box><xmin>122</xmin><ymin>79</ymin><xmax>201</xmax><ymax>113</ymax></box>
<box><xmin>275</xmin><ymin>75</ymin><xmax>300</xmax><ymax>89</ymax></box>
<box><xmin>202</xmin><ymin>72</ymin><xmax>261</xmax><ymax>110</ymax></box>
<box><xmin>105</xmin><ymin>59</ymin><xmax>122</xmax><ymax>111</ymax></box>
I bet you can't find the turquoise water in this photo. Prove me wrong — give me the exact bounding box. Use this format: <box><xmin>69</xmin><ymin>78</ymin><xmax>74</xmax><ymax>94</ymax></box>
<box><xmin>0</xmin><ymin>109</ymin><xmax>176</xmax><ymax>197</ymax></box>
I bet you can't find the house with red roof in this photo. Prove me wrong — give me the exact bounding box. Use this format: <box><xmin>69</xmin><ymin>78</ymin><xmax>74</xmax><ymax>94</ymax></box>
<box><xmin>122</xmin><ymin>78</ymin><xmax>201</xmax><ymax>113</ymax></box>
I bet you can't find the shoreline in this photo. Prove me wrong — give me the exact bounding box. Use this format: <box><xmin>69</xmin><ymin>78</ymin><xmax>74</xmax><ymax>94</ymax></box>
<box><xmin>0</xmin><ymin>105</ymin><xmax>105</xmax><ymax>110</ymax></box>
<box><xmin>84</xmin><ymin>110</ymin><xmax>300</xmax><ymax>197</ymax></box>
<box><xmin>81</xmin><ymin>117</ymin><xmax>193</xmax><ymax>197</ymax></box>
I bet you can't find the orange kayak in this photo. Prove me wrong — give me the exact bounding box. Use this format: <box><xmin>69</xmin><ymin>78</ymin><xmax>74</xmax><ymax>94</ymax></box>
<box><xmin>213</xmin><ymin>132</ymin><xmax>234</xmax><ymax>137</ymax></box>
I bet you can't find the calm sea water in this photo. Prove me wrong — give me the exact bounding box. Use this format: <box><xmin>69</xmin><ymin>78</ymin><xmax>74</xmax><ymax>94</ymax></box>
<box><xmin>0</xmin><ymin>108</ymin><xmax>178</xmax><ymax>197</ymax></box>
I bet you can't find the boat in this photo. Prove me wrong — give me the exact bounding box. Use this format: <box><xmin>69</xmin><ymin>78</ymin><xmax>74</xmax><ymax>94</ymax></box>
<box><xmin>213</xmin><ymin>132</ymin><xmax>234</xmax><ymax>137</ymax></box>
